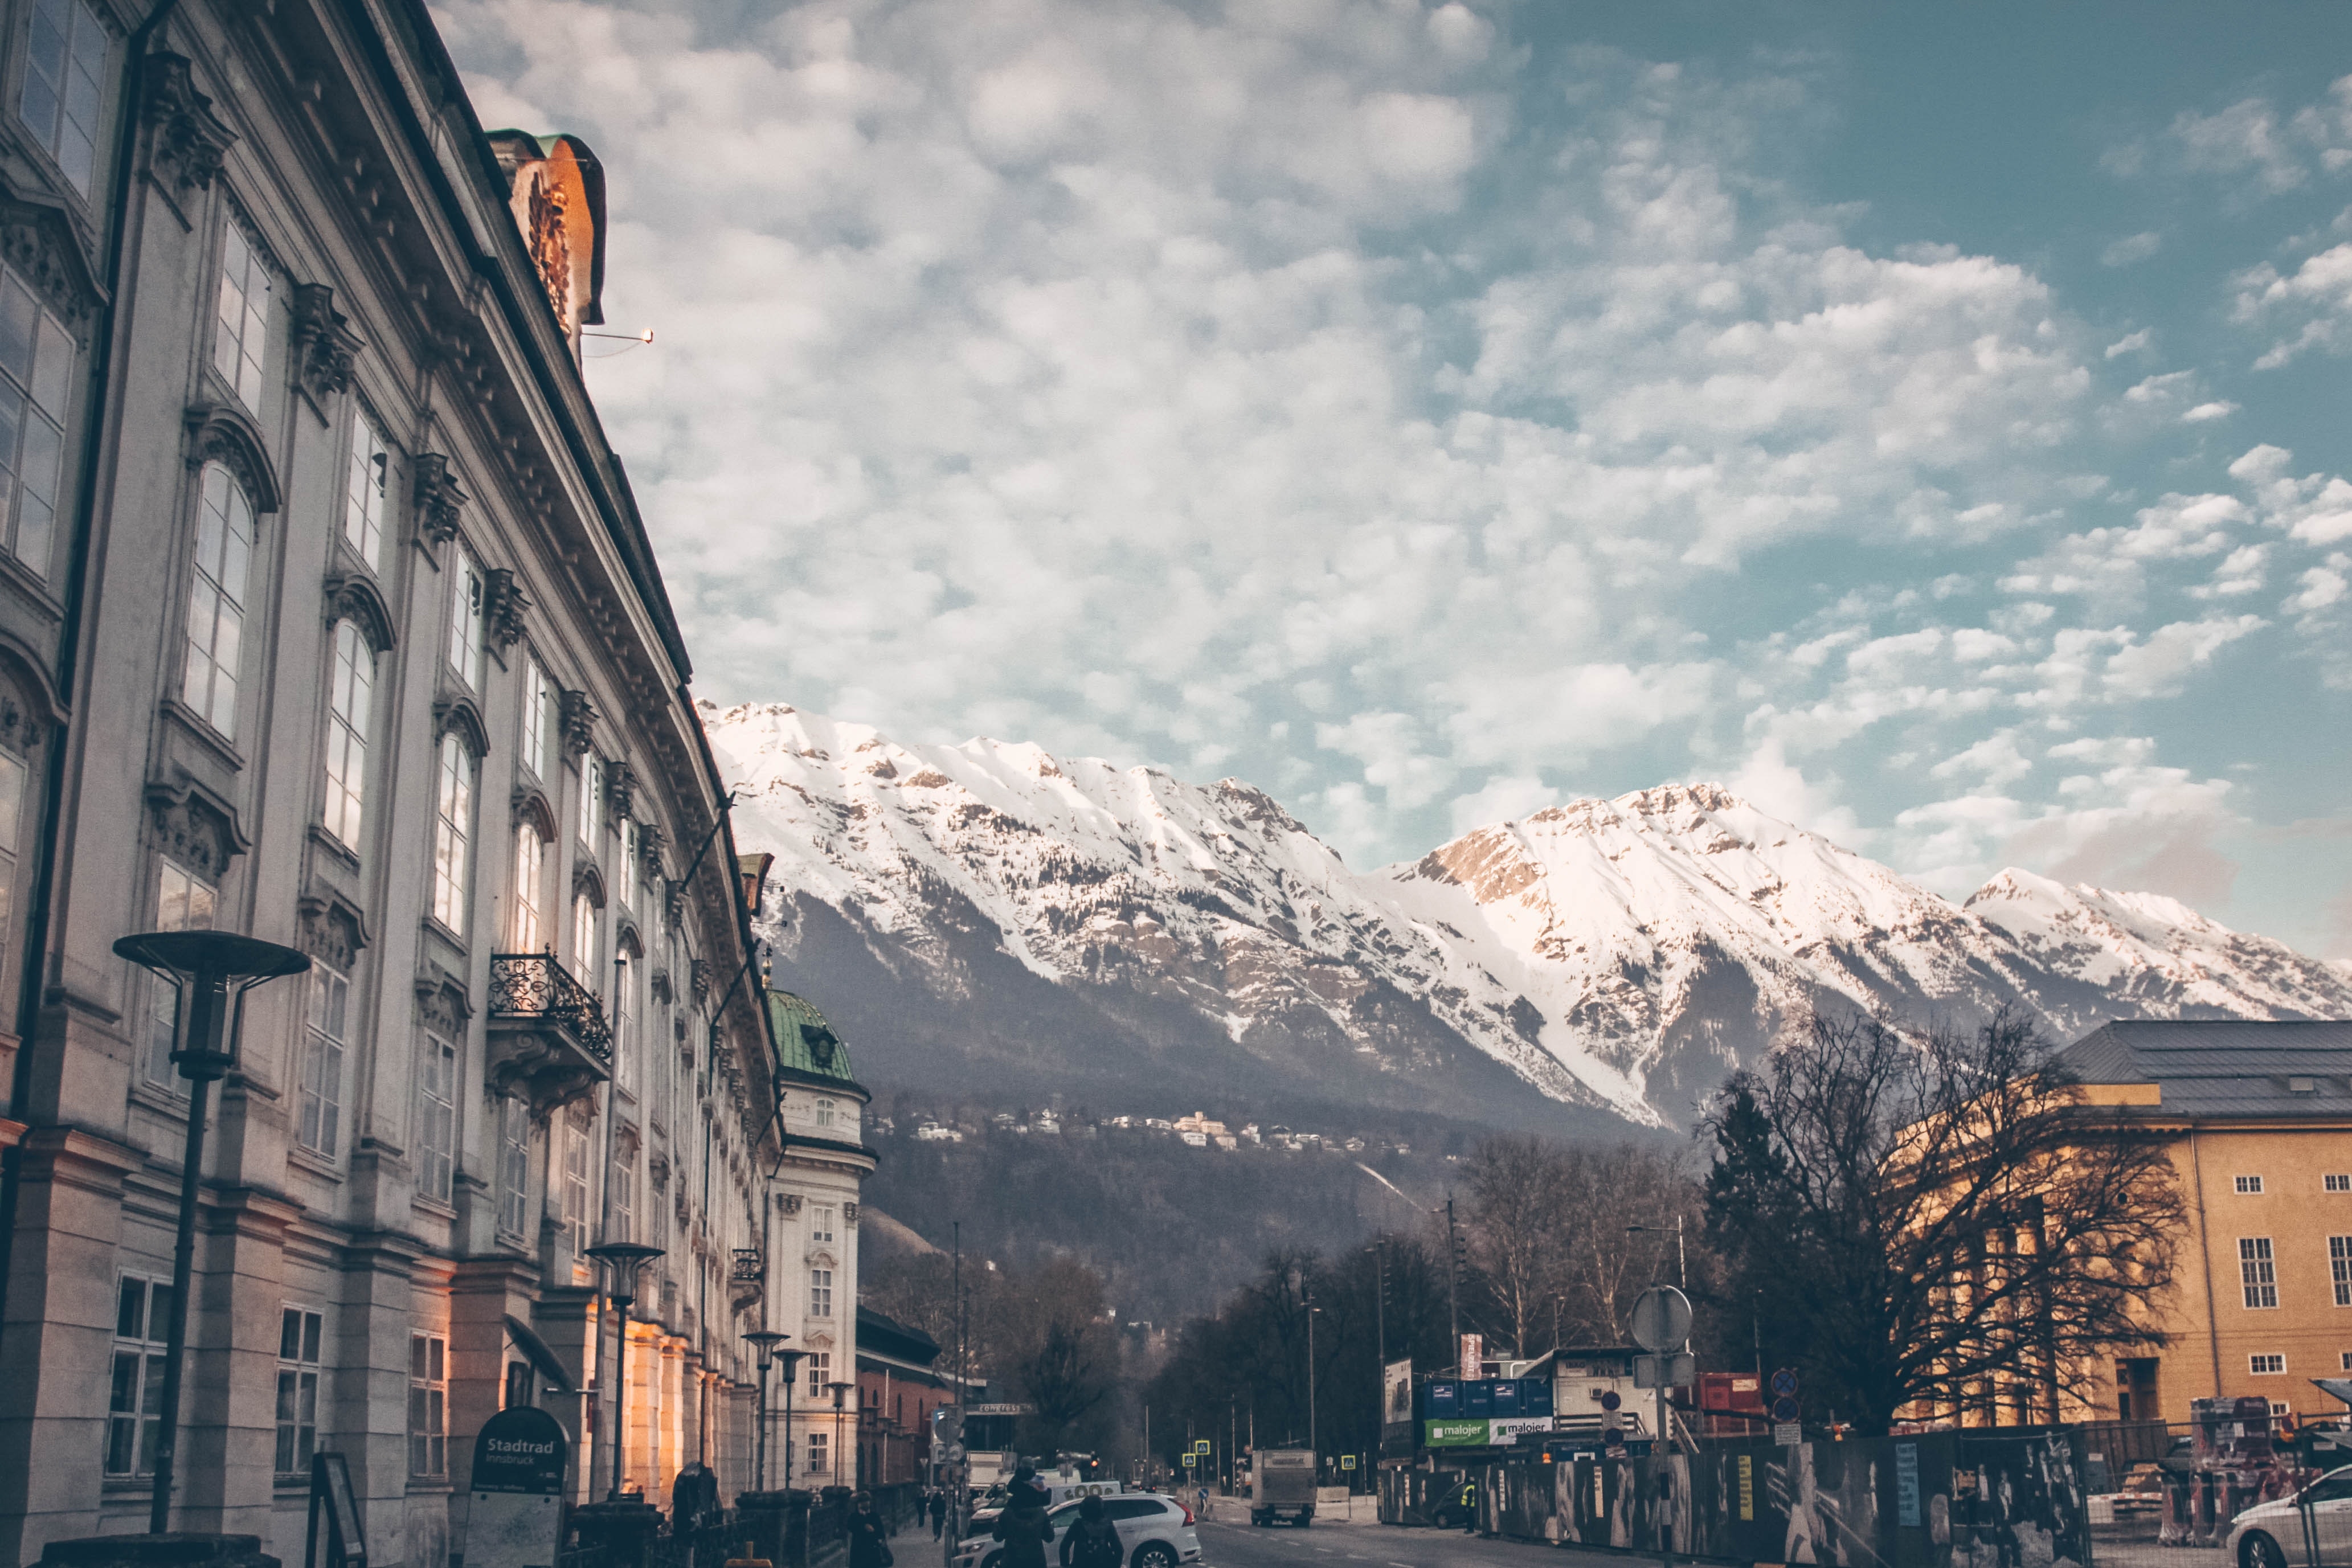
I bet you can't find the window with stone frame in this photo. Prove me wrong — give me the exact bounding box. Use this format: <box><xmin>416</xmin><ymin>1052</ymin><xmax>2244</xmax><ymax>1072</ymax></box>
<box><xmin>274</xmin><ymin>1306</ymin><xmax>322</xmax><ymax>1476</ymax></box>
<box><xmin>105</xmin><ymin>1274</ymin><xmax>170</xmax><ymax>1476</ymax></box>
<box><xmin>521</xmin><ymin>658</ymin><xmax>554</xmax><ymax>780</ymax></box>
<box><xmin>181</xmin><ymin>461</ymin><xmax>256</xmax><ymax>736</ymax></box>
<box><xmin>611</xmin><ymin>1149</ymin><xmax>633</xmax><ymax>1243</ymax></box>
<box><xmin>17</xmin><ymin>0</ymin><xmax>106</xmax><ymax>193</ymax></box>
<box><xmin>0</xmin><ymin>737</ymin><xmax>28</xmax><ymax>1004</ymax></box>
<box><xmin>811</xmin><ymin>1205</ymin><xmax>835</xmax><ymax>1245</ymax></box>
<box><xmin>296</xmin><ymin>964</ymin><xmax>349</xmax><ymax>1157</ymax></box>
<box><xmin>417</xmin><ymin>1030</ymin><xmax>456</xmax><ymax>1204</ymax></box>
<box><xmin>409</xmin><ymin>1332</ymin><xmax>447</xmax><ymax>1476</ymax></box>
<box><xmin>510</xmin><ymin>818</ymin><xmax>548</xmax><ymax>951</ymax></box>
<box><xmin>806</xmin><ymin>1430</ymin><xmax>829</xmax><ymax>1477</ymax></box>
<box><xmin>809</xmin><ymin>1267</ymin><xmax>832</xmax><ymax>1319</ymax></box>
<box><xmin>0</xmin><ymin>263</ymin><xmax>74</xmax><ymax>575</ymax></box>
<box><xmin>430</xmin><ymin>731</ymin><xmax>473</xmax><ymax>932</ymax></box>
<box><xmin>2242</xmin><ymin>1237</ymin><xmax>2280</xmax><ymax>1309</ymax></box>
<box><xmin>571</xmin><ymin>887</ymin><xmax>599</xmax><ymax>993</ymax></box>
<box><xmin>496</xmin><ymin>1094</ymin><xmax>530</xmax><ymax>1239</ymax></box>
<box><xmin>446</xmin><ymin>539</ymin><xmax>484</xmax><ymax>689</ymax></box>
<box><xmin>143</xmin><ymin>857</ymin><xmax>216</xmax><ymax>1088</ymax></box>
<box><xmin>213</xmin><ymin>222</ymin><xmax>269</xmax><ymax>412</ymax></box>
<box><xmin>321</xmin><ymin>620</ymin><xmax>374</xmax><ymax>849</ymax></box>
<box><xmin>2333</xmin><ymin>1235</ymin><xmax>2351</xmax><ymax>1309</ymax></box>
<box><xmin>805</xmin><ymin>1348</ymin><xmax>829</xmax><ymax>1398</ymax></box>
<box><xmin>562</xmin><ymin>1107</ymin><xmax>591</xmax><ymax>1267</ymax></box>
<box><xmin>578</xmin><ymin>751</ymin><xmax>602</xmax><ymax>847</ymax></box>
<box><xmin>342</xmin><ymin>403</ymin><xmax>389</xmax><ymax>570</ymax></box>
<box><xmin>612</xmin><ymin>945</ymin><xmax>636</xmax><ymax>1094</ymax></box>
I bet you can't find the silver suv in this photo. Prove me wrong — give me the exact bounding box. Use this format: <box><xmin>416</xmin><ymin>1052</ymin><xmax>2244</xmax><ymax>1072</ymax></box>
<box><xmin>952</xmin><ymin>1493</ymin><xmax>1202</xmax><ymax>1568</ymax></box>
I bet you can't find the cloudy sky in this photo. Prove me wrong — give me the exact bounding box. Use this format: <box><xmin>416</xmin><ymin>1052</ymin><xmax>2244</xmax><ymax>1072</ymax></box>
<box><xmin>437</xmin><ymin>0</ymin><xmax>2352</xmax><ymax>958</ymax></box>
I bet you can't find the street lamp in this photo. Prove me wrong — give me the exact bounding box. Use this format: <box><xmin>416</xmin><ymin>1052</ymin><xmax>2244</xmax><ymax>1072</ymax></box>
<box><xmin>1304</xmin><ymin>1295</ymin><xmax>1323</xmax><ymax>1473</ymax></box>
<box><xmin>828</xmin><ymin>1379</ymin><xmax>856</xmax><ymax>1490</ymax></box>
<box><xmin>774</xmin><ymin>1349</ymin><xmax>807</xmax><ymax>1490</ymax></box>
<box><xmin>745</xmin><ymin>1330</ymin><xmax>791</xmax><ymax>1489</ymax></box>
<box><xmin>113</xmin><ymin>929</ymin><xmax>310</xmax><ymax>1536</ymax></box>
<box><xmin>587</xmin><ymin>1241</ymin><xmax>665</xmax><ymax>1500</ymax></box>
<box><xmin>1627</xmin><ymin>1219</ymin><xmax>1687</xmax><ymax>1289</ymax></box>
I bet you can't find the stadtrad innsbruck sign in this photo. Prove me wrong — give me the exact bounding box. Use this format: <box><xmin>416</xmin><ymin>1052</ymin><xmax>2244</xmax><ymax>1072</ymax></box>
<box><xmin>467</xmin><ymin>1408</ymin><xmax>567</xmax><ymax>1568</ymax></box>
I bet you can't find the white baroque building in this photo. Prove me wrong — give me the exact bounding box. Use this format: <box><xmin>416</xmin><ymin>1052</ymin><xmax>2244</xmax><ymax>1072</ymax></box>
<box><xmin>0</xmin><ymin>0</ymin><xmax>817</xmax><ymax>1559</ymax></box>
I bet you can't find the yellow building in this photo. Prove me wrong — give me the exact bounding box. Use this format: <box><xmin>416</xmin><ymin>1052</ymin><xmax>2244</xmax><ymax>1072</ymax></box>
<box><xmin>2059</xmin><ymin>1020</ymin><xmax>2352</xmax><ymax>1424</ymax></box>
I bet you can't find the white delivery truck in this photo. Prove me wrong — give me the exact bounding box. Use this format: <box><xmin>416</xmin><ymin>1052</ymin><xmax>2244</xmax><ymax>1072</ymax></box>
<box><xmin>1250</xmin><ymin>1449</ymin><xmax>1316</xmax><ymax>1528</ymax></box>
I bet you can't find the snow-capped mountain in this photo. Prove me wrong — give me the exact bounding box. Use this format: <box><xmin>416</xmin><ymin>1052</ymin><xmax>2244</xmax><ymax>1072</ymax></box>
<box><xmin>704</xmin><ymin>702</ymin><xmax>2352</xmax><ymax>1129</ymax></box>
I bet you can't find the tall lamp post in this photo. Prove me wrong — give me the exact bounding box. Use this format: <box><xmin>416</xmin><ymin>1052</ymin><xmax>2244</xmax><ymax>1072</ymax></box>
<box><xmin>774</xmin><ymin>1349</ymin><xmax>807</xmax><ymax>1491</ymax></box>
<box><xmin>745</xmin><ymin>1329</ymin><xmax>791</xmax><ymax>1490</ymax></box>
<box><xmin>828</xmin><ymin>1380</ymin><xmax>856</xmax><ymax>1491</ymax></box>
<box><xmin>587</xmin><ymin>1241</ymin><xmax>665</xmax><ymax>1501</ymax></box>
<box><xmin>113</xmin><ymin>930</ymin><xmax>310</xmax><ymax>1536</ymax></box>
<box><xmin>1304</xmin><ymin>1295</ymin><xmax>1322</xmax><ymax>1474</ymax></box>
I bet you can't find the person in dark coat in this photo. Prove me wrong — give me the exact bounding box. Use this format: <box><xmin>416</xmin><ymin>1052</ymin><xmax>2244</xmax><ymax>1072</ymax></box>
<box><xmin>930</xmin><ymin>1488</ymin><xmax>949</xmax><ymax>1538</ymax></box>
<box><xmin>847</xmin><ymin>1492</ymin><xmax>893</xmax><ymax>1568</ymax></box>
<box><xmin>1058</xmin><ymin>1496</ymin><xmax>1122</xmax><ymax>1568</ymax></box>
<box><xmin>992</xmin><ymin>1480</ymin><xmax>1056</xmax><ymax>1568</ymax></box>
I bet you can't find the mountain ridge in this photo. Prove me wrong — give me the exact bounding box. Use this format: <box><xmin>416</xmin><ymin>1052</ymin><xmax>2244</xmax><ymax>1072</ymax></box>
<box><xmin>705</xmin><ymin>701</ymin><xmax>2352</xmax><ymax>1129</ymax></box>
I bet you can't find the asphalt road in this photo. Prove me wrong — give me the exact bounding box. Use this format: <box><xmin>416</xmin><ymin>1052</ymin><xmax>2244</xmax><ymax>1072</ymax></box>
<box><xmin>1194</xmin><ymin>1513</ymin><xmax>1664</xmax><ymax>1568</ymax></box>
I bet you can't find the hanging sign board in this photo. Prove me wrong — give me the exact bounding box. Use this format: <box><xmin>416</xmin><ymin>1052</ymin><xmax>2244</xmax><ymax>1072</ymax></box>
<box><xmin>467</xmin><ymin>1407</ymin><xmax>569</xmax><ymax>1568</ymax></box>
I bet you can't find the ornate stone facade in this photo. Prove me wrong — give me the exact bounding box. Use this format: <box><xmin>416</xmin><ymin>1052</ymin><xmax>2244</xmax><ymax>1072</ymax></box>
<box><xmin>0</xmin><ymin>2</ymin><xmax>792</xmax><ymax>1563</ymax></box>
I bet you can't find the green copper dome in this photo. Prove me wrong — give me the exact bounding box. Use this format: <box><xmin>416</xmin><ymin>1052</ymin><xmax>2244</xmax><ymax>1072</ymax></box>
<box><xmin>766</xmin><ymin>987</ymin><xmax>858</xmax><ymax>1086</ymax></box>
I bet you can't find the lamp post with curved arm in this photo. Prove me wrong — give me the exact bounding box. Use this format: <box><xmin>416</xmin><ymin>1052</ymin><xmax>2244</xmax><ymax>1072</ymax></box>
<box><xmin>113</xmin><ymin>930</ymin><xmax>310</xmax><ymax>1536</ymax></box>
<box><xmin>587</xmin><ymin>1241</ymin><xmax>665</xmax><ymax>1500</ymax></box>
<box><xmin>745</xmin><ymin>1330</ymin><xmax>790</xmax><ymax>1489</ymax></box>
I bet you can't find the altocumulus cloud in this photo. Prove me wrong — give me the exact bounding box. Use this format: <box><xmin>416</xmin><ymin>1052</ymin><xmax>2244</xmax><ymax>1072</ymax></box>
<box><xmin>435</xmin><ymin>0</ymin><xmax>2351</xmax><ymax>946</ymax></box>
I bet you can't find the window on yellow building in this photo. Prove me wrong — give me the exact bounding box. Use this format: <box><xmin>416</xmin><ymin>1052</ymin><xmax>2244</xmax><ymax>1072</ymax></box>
<box><xmin>2249</xmin><ymin>1354</ymin><xmax>2284</xmax><ymax>1374</ymax></box>
<box><xmin>2331</xmin><ymin>1237</ymin><xmax>2351</xmax><ymax>1308</ymax></box>
<box><xmin>2235</xmin><ymin>1175</ymin><xmax>2264</xmax><ymax>1194</ymax></box>
<box><xmin>2328</xmin><ymin>1174</ymin><xmax>2351</xmax><ymax>1194</ymax></box>
<box><xmin>2241</xmin><ymin>1238</ymin><xmax>2279</xmax><ymax>1308</ymax></box>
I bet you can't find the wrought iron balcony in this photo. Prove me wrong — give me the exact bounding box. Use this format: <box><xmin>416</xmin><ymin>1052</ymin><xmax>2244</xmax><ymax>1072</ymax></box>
<box><xmin>485</xmin><ymin>952</ymin><xmax>612</xmax><ymax>1114</ymax></box>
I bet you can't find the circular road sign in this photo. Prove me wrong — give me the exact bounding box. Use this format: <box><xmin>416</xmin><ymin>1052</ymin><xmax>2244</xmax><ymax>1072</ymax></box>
<box><xmin>1629</xmin><ymin>1285</ymin><xmax>1693</xmax><ymax>1352</ymax></box>
<box><xmin>1770</xmin><ymin>1369</ymin><xmax>1799</xmax><ymax>1398</ymax></box>
<box><xmin>1770</xmin><ymin>1397</ymin><xmax>1799</xmax><ymax>1422</ymax></box>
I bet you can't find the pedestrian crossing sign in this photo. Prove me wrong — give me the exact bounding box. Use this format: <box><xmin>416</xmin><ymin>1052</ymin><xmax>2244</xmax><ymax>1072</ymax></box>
<box><xmin>1340</xmin><ymin>1456</ymin><xmax>1356</xmax><ymax>1470</ymax></box>
<box><xmin>1181</xmin><ymin>1454</ymin><xmax>1196</xmax><ymax>1467</ymax></box>
<box><xmin>1194</xmin><ymin>1441</ymin><xmax>1211</xmax><ymax>1454</ymax></box>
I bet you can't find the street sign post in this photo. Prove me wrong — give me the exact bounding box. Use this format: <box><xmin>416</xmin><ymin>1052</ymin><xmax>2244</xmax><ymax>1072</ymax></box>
<box><xmin>1193</xmin><ymin>1440</ymin><xmax>1212</xmax><ymax>1455</ymax></box>
<box><xmin>1181</xmin><ymin>1453</ymin><xmax>1196</xmax><ymax>1468</ymax></box>
<box><xmin>1629</xmin><ymin>1287</ymin><xmax>1693</xmax><ymax>1352</ymax></box>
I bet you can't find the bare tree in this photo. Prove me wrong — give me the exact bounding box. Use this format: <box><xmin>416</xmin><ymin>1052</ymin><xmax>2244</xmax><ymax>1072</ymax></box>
<box><xmin>1556</xmin><ymin>1145</ymin><xmax>1696</xmax><ymax>1344</ymax></box>
<box><xmin>1464</xmin><ymin>1135</ymin><xmax>1568</xmax><ymax>1356</ymax></box>
<box><xmin>1703</xmin><ymin>1006</ymin><xmax>2183</xmax><ymax>1434</ymax></box>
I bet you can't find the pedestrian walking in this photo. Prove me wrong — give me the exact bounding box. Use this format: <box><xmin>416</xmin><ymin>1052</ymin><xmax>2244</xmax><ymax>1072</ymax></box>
<box><xmin>1058</xmin><ymin>1496</ymin><xmax>1122</xmax><ymax>1568</ymax></box>
<box><xmin>848</xmin><ymin>1492</ymin><xmax>894</xmax><ymax>1568</ymax></box>
<box><xmin>930</xmin><ymin>1487</ymin><xmax>948</xmax><ymax>1540</ymax></box>
<box><xmin>992</xmin><ymin>1475</ymin><xmax>1055</xmax><ymax>1568</ymax></box>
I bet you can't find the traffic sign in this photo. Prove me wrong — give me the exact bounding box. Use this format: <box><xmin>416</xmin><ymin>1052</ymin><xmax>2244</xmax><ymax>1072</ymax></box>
<box><xmin>1770</xmin><ymin>1396</ymin><xmax>1799</xmax><ymax>1422</ymax></box>
<box><xmin>1629</xmin><ymin>1286</ymin><xmax>1692</xmax><ymax>1352</ymax></box>
<box><xmin>1340</xmin><ymin>1455</ymin><xmax>1357</xmax><ymax>1471</ymax></box>
<box><xmin>1773</xmin><ymin>1422</ymin><xmax>1803</xmax><ymax>1447</ymax></box>
<box><xmin>1769</xmin><ymin>1369</ymin><xmax>1798</xmax><ymax>1398</ymax></box>
<box><xmin>1180</xmin><ymin>1454</ymin><xmax>1196</xmax><ymax>1468</ymax></box>
<box><xmin>1193</xmin><ymin>1440</ymin><xmax>1212</xmax><ymax>1455</ymax></box>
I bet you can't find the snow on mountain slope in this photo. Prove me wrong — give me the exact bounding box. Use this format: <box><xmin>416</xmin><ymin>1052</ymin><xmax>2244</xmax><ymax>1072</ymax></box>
<box><xmin>704</xmin><ymin>702</ymin><xmax>2351</xmax><ymax>1128</ymax></box>
<box><xmin>1965</xmin><ymin>869</ymin><xmax>2352</xmax><ymax>1022</ymax></box>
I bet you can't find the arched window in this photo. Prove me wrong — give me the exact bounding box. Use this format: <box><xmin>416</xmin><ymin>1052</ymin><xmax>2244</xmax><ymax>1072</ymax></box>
<box><xmin>342</xmin><ymin>405</ymin><xmax>388</xmax><ymax>570</ymax></box>
<box><xmin>181</xmin><ymin>462</ymin><xmax>255</xmax><ymax>735</ymax></box>
<box><xmin>571</xmin><ymin>888</ymin><xmax>598</xmax><ymax>992</ymax></box>
<box><xmin>510</xmin><ymin>821</ymin><xmax>546</xmax><ymax>951</ymax></box>
<box><xmin>321</xmin><ymin>621</ymin><xmax>373</xmax><ymax>848</ymax></box>
<box><xmin>430</xmin><ymin>731</ymin><xmax>472</xmax><ymax>931</ymax></box>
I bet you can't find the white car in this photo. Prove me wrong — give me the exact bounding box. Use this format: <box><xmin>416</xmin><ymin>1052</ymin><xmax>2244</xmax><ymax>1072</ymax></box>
<box><xmin>952</xmin><ymin>1493</ymin><xmax>1202</xmax><ymax>1568</ymax></box>
<box><xmin>2224</xmin><ymin>1464</ymin><xmax>2352</xmax><ymax>1568</ymax></box>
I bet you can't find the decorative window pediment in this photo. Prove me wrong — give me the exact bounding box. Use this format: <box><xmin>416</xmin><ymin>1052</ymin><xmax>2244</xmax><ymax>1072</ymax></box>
<box><xmin>413</xmin><ymin>965</ymin><xmax>472</xmax><ymax>1039</ymax></box>
<box><xmin>289</xmin><ymin>283</ymin><xmax>365</xmax><ymax>406</ymax></box>
<box><xmin>431</xmin><ymin>694</ymin><xmax>489</xmax><ymax>759</ymax></box>
<box><xmin>511</xmin><ymin>784</ymin><xmax>557</xmax><ymax>841</ymax></box>
<box><xmin>414</xmin><ymin>453</ymin><xmax>465</xmax><ymax>545</ymax></box>
<box><xmin>0</xmin><ymin>191</ymin><xmax>103</xmax><ymax>339</ymax></box>
<box><xmin>145</xmin><ymin>772</ymin><xmax>247</xmax><ymax>882</ymax></box>
<box><xmin>296</xmin><ymin>885</ymin><xmax>370</xmax><ymax>973</ymax></box>
<box><xmin>141</xmin><ymin>54</ymin><xmax>235</xmax><ymax>196</ymax></box>
<box><xmin>559</xmin><ymin>688</ymin><xmax>596</xmax><ymax>758</ymax></box>
<box><xmin>324</xmin><ymin>571</ymin><xmax>396</xmax><ymax>653</ymax></box>
<box><xmin>484</xmin><ymin>567</ymin><xmax>529</xmax><ymax>650</ymax></box>
<box><xmin>183</xmin><ymin>400</ymin><xmax>280</xmax><ymax>513</ymax></box>
<box><xmin>572</xmin><ymin>859</ymin><xmax>605</xmax><ymax>909</ymax></box>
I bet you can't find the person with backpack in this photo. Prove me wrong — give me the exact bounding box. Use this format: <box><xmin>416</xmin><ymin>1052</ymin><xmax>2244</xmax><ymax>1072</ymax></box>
<box><xmin>1058</xmin><ymin>1495</ymin><xmax>1122</xmax><ymax>1568</ymax></box>
<box><xmin>992</xmin><ymin>1480</ymin><xmax>1055</xmax><ymax>1568</ymax></box>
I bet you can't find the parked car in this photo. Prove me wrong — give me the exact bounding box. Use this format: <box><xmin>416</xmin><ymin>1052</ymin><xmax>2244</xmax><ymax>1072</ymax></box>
<box><xmin>954</xmin><ymin>1493</ymin><xmax>1200</xmax><ymax>1568</ymax></box>
<box><xmin>2224</xmin><ymin>1464</ymin><xmax>2352</xmax><ymax>1568</ymax></box>
<box><xmin>971</xmin><ymin>1480</ymin><xmax>1126</xmax><ymax>1526</ymax></box>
